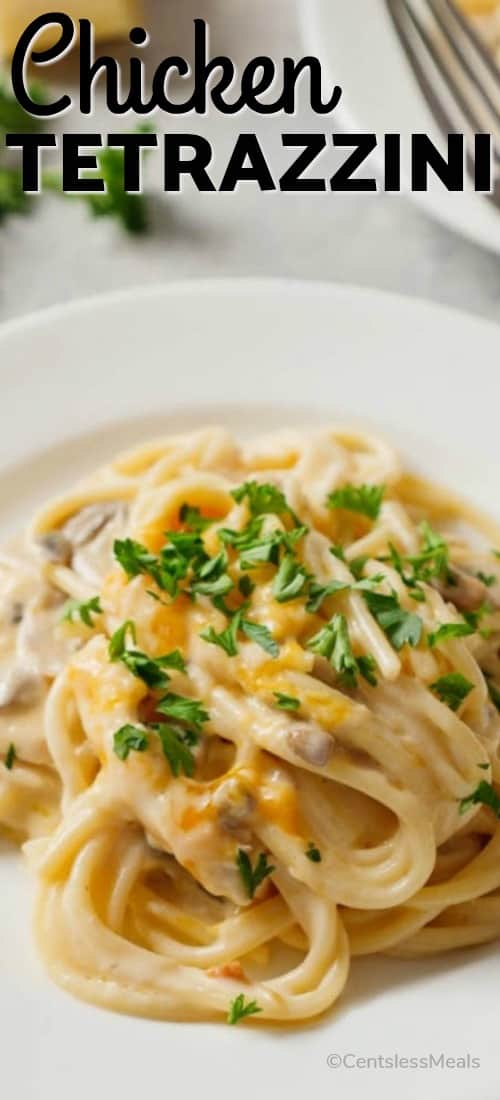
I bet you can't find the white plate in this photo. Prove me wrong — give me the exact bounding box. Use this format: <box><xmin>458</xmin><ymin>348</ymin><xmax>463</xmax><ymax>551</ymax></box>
<box><xmin>300</xmin><ymin>0</ymin><xmax>500</xmax><ymax>255</ymax></box>
<box><xmin>1</xmin><ymin>280</ymin><xmax>499</xmax><ymax>1100</ymax></box>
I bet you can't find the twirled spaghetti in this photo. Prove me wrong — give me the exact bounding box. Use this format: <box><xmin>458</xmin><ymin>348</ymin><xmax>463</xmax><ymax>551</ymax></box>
<box><xmin>1</xmin><ymin>426</ymin><xmax>500</xmax><ymax>1025</ymax></box>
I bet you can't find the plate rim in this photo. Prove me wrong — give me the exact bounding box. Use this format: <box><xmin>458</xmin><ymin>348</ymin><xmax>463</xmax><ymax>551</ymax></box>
<box><xmin>1</xmin><ymin>275</ymin><xmax>499</xmax><ymax>344</ymax></box>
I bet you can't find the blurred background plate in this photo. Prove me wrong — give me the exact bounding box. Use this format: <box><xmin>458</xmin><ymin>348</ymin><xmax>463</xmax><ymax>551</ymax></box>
<box><xmin>300</xmin><ymin>0</ymin><xmax>500</xmax><ymax>255</ymax></box>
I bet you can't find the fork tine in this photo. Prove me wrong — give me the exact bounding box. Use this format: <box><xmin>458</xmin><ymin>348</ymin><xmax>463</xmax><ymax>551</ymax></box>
<box><xmin>385</xmin><ymin>0</ymin><xmax>463</xmax><ymax>135</ymax></box>
<box><xmin>387</xmin><ymin>0</ymin><xmax>500</xmax><ymax>148</ymax></box>
<box><xmin>427</xmin><ymin>0</ymin><xmax>500</xmax><ymax>122</ymax></box>
<box><xmin>440</xmin><ymin>0</ymin><xmax>500</xmax><ymax>89</ymax></box>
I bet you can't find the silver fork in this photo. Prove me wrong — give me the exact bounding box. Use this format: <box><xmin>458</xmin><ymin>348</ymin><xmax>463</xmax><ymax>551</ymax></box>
<box><xmin>385</xmin><ymin>0</ymin><xmax>500</xmax><ymax>204</ymax></box>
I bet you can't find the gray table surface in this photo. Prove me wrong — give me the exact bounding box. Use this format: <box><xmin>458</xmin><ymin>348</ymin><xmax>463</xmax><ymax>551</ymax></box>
<box><xmin>1</xmin><ymin>0</ymin><xmax>499</xmax><ymax>326</ymax></box>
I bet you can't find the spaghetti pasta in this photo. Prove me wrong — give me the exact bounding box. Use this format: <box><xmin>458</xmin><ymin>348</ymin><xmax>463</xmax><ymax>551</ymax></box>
<box><xmin>1</xmin><ymin>425</ymin><xmax>500</xmax><ymax>1025</ymax></box>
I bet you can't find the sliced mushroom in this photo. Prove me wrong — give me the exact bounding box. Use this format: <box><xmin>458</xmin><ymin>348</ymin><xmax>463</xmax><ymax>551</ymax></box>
<box><xmin>436</xmin><ymin>568</ymin><xmax>491</xmax><ymax>614</ymax></box>
<box><xmin>18</xmin><ymin>589</ymin><xmax>81</xmax><ymax>678</ymax></box>
<box><xmin>212</xmin><ymin>777</ymin><xmax>256</xmax><ymax>834</ymax></box>
<box><xmin>37</xmin><ymin>532</ymin><xmax>73</xmax><ymax>565</ymax></box>
<box><xmin>10</xmin><ymin>601</ymin><xmax>24</xmax><ymax>625</ymax></box>
<box><xmin>288</xmin><ymin>723</ymin><xmax>335</xmax><ymax>767</ymax></box>
<box><xmin>62</xmin><ymin>503</ymin><xmax>121</xmax><ymax>548</ymax></box>
<box><xmin>71</xmin><ymin>504</ymin><xmax>128</xmax><ymax>586</ymax></box>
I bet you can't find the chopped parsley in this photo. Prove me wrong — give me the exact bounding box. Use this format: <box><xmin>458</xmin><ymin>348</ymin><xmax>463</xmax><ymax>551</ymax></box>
<box><xmin>307</xmin><ymin>613</ymin><xmax>359</xmax><ymax>687</ymax></box>
<box><xmin>234</xmin><ymin>526</ymin><xmax>308</xmax><ymax>572</ymax></box>
<box><xmin>5</xmin><ymin>743</ymin><xmax>16</xmax><ymax>770</ymax></box>
<box><xmin>114</xmin><ymin>538</ymin><xmax>161</xmax><ymax>581</ymax></box>
<box><xmin>327</xmin><ymin>483</ymin><xmax>385</xmax><ymax>520</ymax></box>
<box><xmin>113</xmin><ymin>725</ymin><xmax>149</xmax><ymax>761</ymax></box>
<box><xmin>189</xmin><ymin>551</ymin><xmax>233</xmax><ymax>599</ymax></box>
<box><xmin>378</xmin><ymin>523</ymin><xmax>451</xmax><ymax>598</ymax></box>
<box><xmin>109</xmin><ymin>623</ymin><xmax>185</xmax><ymax>690</ymax></box>
<box><xmin>156</xmin><ymin>724</ymin><xmax>199</xmax><ymax>778</ymax></box>
<box><xmin>410</xmin><ymin>521</ymin><xmax>450</xmax><ymax>582</ymax></box>
<box><xmin>430</xmin><ymin>673</ymin><xmax>474</xmax><ymax>711</ymax></box>
<box><xmin>201</xmin><ymin>611</ymin><xmax>279</xmax><ymax>658</ymax></box>
<box><xmin>459</xmin><ymin>780</ymin><xmax>500</xmax><ymax>818</ymax></box>
<box><xmin>238</xmin><ymin>575</ymin><xmax>255</xmax><ymax>599</ymax></box>
<box><xmin>114</xmin><ymin>533</ymin><xmax>206</xmax><ymax>599</ymax></box>
<box><xmin>113</xmin><ymin>720</ymin><xmax>198</xmax><ymax>776</ymax></box>
<box><xmin>306</xmin><ymin>579</ymin><xmax>349</xmax><ymax>613</ymax></box>
<box><xmin>427</xmin><ymin>622</ymin><xmax>475</xmax><ymax>647</ymax></box>
<box><xmin>62</xmin><ymin>596</ymin><xmax>103</xmax><ymax>627</ymax></box>
<box><xmin>272</xmin><ymin>554</ymin><xmax>309</xmax><ymax>603</ymax></box>
<box><xmin>240</xmin><ymin>619</ymin><xmax>280</xmax><ymax>657</ymax></box>
<box><xmin>218</xmin><ymin>517</ymin><xmax>264</xmax><ymax>551</ymax></box>
<box><xmin>179</xmin><ymin>503</ymin><xmax>213</xmax><ymax>532</ymax></box>
<box><xmin>201</xmin><ymin>611</ymin><xmax>242</xmax><ymax>657</ymax></box>
<box><xmin>476</xmin><ymin>571</ymin><xmax>496</xmax><ymax>588</ymax></box>
<box><xmin>306</xmin><ymin>573</ymin><xmax>383</xmax><ymax>613</ymax></box>
<box><xmin>156</xmin><ymin>693</ymin><xmax>209</xmax><ymax>730</ymax></box>
<box><xmin>227</xmin><ymin>994</ymin><xmax>262</xmax><ymax>1026</ymax></box>
<box><xmin>274</xmin><ymin>693</ymin><xmax>300</xmax><ymax>711</ymax></box>
<box><xmin>236</xmin><ymin>849</ymin><xmax>275</xmax><ymax>898</ymax></box>
<box><xmin>362</xmin><ymin>590</ymin><xmax>423</xmax><ymax>650</ymax></box>
<box><xmin>356</xmin><ymin>654</ymin><xmax>378</xmax><ymax>687</ymax></box>
<box><xmin>231</xmin><ymin>481</ymin><xmax>300</xmax><ymax>525</ymax></box>
<box><xmin>306</xmin><ymin>613</ymin><xmax>375</xmax><ymax>688</ymax></box>
<box><xmin>305</xmin><ymin>842</ymin><xmax>322</xmax><ymax>863</ymax></box>
<box><xmin>108</xmin><ymin>620</ymin><xmax>136</xmax><ymax>659</ymax></box>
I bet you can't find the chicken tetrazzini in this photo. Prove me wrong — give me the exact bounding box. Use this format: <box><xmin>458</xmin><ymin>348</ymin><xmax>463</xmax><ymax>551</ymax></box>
<box><xmin>2</xmin><ymin>426</ymin><xmax>500</xmax><ymax>1026</ymax></box>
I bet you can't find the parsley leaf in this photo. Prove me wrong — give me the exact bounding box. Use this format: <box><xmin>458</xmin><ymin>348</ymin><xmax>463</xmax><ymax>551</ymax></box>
<box><xmin>362</xmin><ymin>590</ymin><xmax>422</xmax><ymax>650</ymax></box>
<box><xmin>201</xmin><ymin>611</ymin><xmax>243</xmax><ymax>657</ymax></box>
<box><xmin>430</xmin><ymin>673</ymin><xmax>474</xmax><ymax>711</ymax></box>
<box><xmin>306</xmin><ymin>573</ymin><xmax>384</xmax><ymax>613</ymax></box>
<box><xmin>459</xmin><ymin>780</ymin><xmax>500</xmax><ymax>817</ymax></box>
<box><xmin>156</xmin><ymin>723</ymin><xmax>199</xmax><ymax>777</ymax></box>
<box><xmin>238</xmin><ymin>575</ymin><xmax>255</xmax><ymax>598</ymax></box>
<box><xmin>156</xmin><ymin>693</ymin><xmax>209</xmax><ymax>730</ymax></box>
<box><xmin>218</xmin><ymin>518</ymin><xmax>264</xmax><ymax>550</ymax></box>
<box><xmin>5</xmin><ymin>743</ymin><xmax>16</xmax><ymax>770</ymax></box>
<box><xmin>409</xmin><ymin>521</ymin><xmax>450</xmax><ymax>582</ymax></box>
<box><xmin>109</xmin><ymin>623</ymin><xmax>185</xmax><ymax>689</ymax></box>
<box><xmin>305</xmin><ymin>842</ymin><xmax>322</xmax><ymax>863</ymax></box>
<box><xmin>477</xmin><ymin>571</ymin><xmax>495</xmax><ymax>588</ymax></box>
<box><xmin>108</xmin><ymin>620</ymin><xmax>136</xmax><ymax>659</ymax></box>
<box><xmin>231</xmin><ymin>481</ymin><xmax>300</xmax><ymax>525</ymax></box>
<box><xmin>113</xmin><ymin>725</ymin><xmax>149</xmax><ymax>761</ymax></box>
<box><xmin>190</xmin><ymin>551</ymin><xmax>233</xmax><ymax>598</ymax></box>
<box><xmin>274</xmin><ymin>693</ymin><xmax>300</xmax><ymax>711</ymax></box>
<box><xmin>115</xmin><ymin>533</ymin><xmax>206</xmax><ymax>599</ymax></box>
<box><xmin>272</xmin><ymin>554</ymin><xmax>308</xmax><ymax>603</ymax></box>
<box><xmin>357</xmin><ymin>654</ymin><xmax>379</xmax><ymax>686</ymax></box>
<box><xmin>179</xmin><ymin>503</ymin><xmax>213</xmax><ymax>532</ymax></box>
<box><xmin>306</xmin><ymin>613</ymin><xmax>359</xmax><ymax>687</ymax></box>
<box><xmin>227</xmin><ymin>994</ymin><xmax>262</xmax><ymax>1026</ymax></box>
<box><xmin>236</xmin><ymin>849</ymin><xmax>275</xmax><ymax>898</ymax></box>
<box><xmin>428</xmin><ymin>622</ymin><xmax>475</xmax><ymax>647</ymax></box>
<box><xmin>114</xmin><ymin>539</ymin><xmax>159</xmax><ymax>580</ymax></box>
<box><xmin>306</xmin><ymin>579</ymin><xmax>349</xmax><ymax>612</ymax></box>
<box><xmin>240</xmin><ymin>618</ymin><xmax>280</xmax><ymax>657</ymax></box>
<box><xmin>327</xmin><ymin>483</ymin><xmax>385</xmax><ymax>520</ymax></box>
<box><xmin>62</xmin><ymin>595</ymin><xmax>102</xmax><ymax>628</ymax></box>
